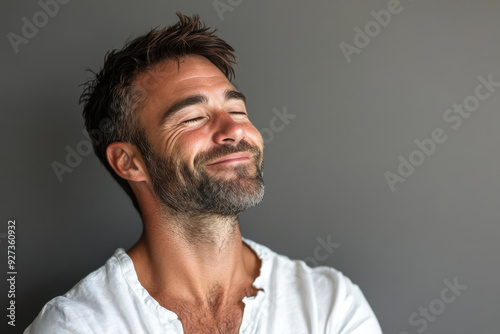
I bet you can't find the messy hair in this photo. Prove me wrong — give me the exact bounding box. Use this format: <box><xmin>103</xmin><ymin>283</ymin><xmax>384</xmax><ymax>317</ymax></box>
<box><xmin>80</xmin><ymin>13</ymin><xmax>237</xmax><ymax>214</ymax></box>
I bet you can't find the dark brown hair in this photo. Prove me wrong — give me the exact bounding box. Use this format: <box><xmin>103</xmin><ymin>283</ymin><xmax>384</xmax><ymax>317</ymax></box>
<box><xmin>80</xmin><ymin>13</ymin><xmax>237</xmax><ymax>214</ymax></box>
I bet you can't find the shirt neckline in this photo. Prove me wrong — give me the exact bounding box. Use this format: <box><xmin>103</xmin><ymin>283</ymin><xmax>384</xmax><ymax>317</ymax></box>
<box><xmin>113</xmin><ymin>237</ymin><xmax>271</xmax><ymax>325</ymax></box>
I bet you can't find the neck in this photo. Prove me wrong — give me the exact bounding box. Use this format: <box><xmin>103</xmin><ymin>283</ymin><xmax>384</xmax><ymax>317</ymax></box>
<box><xmin>127</xmin><ymin>208</ymin><xmax>261</xmax><ymax>307</ymax></box>
<box><xmin>165</xmin><ymin>210</ymin><xmax>241</xmax><ymax>253</ymax></box>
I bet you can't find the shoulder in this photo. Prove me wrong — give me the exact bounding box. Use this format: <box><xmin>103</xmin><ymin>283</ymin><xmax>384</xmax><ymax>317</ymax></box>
<box><xmin>24</xmin><ymin>249</ymin><xmax>127</xmax><ymax>333</ymax></box>
<box><xmin>243</xmin><ymin>236</ymin><xmax>348</xmax><ymax>289</ymax></box>
<box><xmin>24</xmin><ymin>295</ymin><xmax>93</xmax><ymax>334</ymax></box>
<box><xmin>243</xmin><ymin>237</ymin><xmax>383</xmax><ymax>333</ymax></box>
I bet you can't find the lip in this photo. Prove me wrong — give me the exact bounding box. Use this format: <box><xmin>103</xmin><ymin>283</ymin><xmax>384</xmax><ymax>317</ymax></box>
<box><xmin>206</xmin><ymin>152</ymin><xmax>252</xmax><ymax>166</ymax></box>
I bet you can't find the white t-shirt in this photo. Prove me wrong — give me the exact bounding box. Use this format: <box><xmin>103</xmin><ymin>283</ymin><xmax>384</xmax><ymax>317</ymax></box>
<box><xmin>25</xmin><ymin>237</ymin><xmax>382</xmax><ymax>333</ymax></box>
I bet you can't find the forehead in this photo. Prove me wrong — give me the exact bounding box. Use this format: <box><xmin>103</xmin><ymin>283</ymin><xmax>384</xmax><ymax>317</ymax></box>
<box><xmin>133</xmin><ymin>54</ymin><xmax>232</xmax><ymax>97</ymax></box>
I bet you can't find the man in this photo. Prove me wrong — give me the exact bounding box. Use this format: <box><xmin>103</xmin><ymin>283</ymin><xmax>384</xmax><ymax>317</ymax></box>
<box><xmin>25</xmin><ymin>13</ymin><xmax>382</xmax><ymax>333</ymax></box>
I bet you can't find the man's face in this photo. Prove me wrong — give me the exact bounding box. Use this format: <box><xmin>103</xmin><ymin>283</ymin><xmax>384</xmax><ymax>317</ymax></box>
<box><xmin>133</xmin><ymin>55</ymin><xmax>264</xmax><ymax>216</ymax></box>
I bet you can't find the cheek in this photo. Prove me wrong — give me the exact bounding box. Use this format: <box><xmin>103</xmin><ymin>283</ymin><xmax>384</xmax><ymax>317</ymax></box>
<box><xmin>245</xmin><ymin>123</ymin><xmax>264</xmax><ymax>148</ymax></box>
<box><xmin>171</xmin><ymin>130</ymin><xmax>210</xmax><ymax>165</ymax></box>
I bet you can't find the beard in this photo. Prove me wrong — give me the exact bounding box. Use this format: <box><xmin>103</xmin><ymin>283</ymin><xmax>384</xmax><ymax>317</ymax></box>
<box><xmin>139</xmin><ymin>138</ymin><xmax>265</xmax><ymax>217</ymax></box>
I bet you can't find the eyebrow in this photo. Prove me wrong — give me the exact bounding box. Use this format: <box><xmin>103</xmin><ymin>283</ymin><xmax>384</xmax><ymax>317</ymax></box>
<box><xmin>225</xmin><ymin>90</ymin><xmax>246</xmax><ymax>104</ymax></box>
<box><xmin>159</xmin><ymin>89</ymin><xmax>247</xmax><ymax>125</ymax></box>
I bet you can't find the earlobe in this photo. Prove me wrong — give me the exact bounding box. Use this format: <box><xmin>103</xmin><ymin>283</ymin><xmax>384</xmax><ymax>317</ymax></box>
<box><xmin>106</xmin><ymin>143</ymin><xmax>147</xmax><ymax>182</ymax></box>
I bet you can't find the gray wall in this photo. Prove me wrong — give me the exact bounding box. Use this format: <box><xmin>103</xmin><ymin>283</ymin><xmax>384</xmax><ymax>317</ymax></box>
<box><xmin>2</xmin><ymin>0</ymin><xmax>499</xmax><ymax>332</ymax></box>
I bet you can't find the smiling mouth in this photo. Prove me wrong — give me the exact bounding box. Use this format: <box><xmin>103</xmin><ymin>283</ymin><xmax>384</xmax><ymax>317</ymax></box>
<box><xmin>206</xmin><ymin>152</ymin><xmax>252</xmax><ymax>166</ymax></box>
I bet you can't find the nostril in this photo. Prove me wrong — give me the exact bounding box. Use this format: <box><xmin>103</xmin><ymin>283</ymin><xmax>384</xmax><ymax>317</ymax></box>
<box><xmin>213</xmin><ymin>117</ymin><xmax>246</xmax><ymax>144</ymax></box>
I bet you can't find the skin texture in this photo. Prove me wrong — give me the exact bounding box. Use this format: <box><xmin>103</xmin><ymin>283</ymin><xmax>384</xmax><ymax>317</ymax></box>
<box><xmin>106</xmin><ymin>55</ymin><xmax>264</xmax><ymax>333</ymax></box>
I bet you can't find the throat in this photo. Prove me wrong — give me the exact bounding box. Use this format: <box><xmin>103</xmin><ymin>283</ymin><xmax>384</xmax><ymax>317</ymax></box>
<box><xmin>165</xmin><ymin>213</ymin><xmax>240</xmax><ymax>253</ymax></box>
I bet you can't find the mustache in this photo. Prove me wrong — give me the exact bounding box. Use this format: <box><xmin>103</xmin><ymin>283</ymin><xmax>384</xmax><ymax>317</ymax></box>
<box><xmin>194</xmin><ymin>140</ymin><xmax>262</xmax><ymax>167</ymax></box>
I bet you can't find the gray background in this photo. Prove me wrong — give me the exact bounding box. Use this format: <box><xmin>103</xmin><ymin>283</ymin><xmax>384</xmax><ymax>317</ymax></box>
<box><xmin>1</xmin><ymin>0</ymin><xmax>499</xmax><ymax>333</ymax></box>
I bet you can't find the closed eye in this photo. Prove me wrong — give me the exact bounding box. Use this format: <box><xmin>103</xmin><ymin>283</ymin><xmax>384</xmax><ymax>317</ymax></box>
<box><xmin>229</xmin><ymin>111</ymin><xmax>247</xmax><ymax>116</ymax></box>
<box><xmin>182</xmin><ymin>117</ymin><xmax>206</xmax><ymax>124</ymax></box>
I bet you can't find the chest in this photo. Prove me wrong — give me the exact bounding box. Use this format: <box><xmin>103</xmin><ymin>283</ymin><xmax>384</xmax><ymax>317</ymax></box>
<box><xmin>168</xmin><ymin>301</ymin><xmax>245</xmax><ymax>334</ymax></box>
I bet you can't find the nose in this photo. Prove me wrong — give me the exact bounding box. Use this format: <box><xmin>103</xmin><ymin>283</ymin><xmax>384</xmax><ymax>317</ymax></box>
<box><xmin>212</xmin><ymin>111</ymin><xmax>246</xmax><ymax>145</ymax></box>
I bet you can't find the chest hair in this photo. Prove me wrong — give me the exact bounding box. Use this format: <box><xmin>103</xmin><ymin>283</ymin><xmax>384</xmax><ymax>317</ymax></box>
<box><xmin>159</xmin><ymin>285</ymin><xmax>261</xmax><ymax>334</ymax></box>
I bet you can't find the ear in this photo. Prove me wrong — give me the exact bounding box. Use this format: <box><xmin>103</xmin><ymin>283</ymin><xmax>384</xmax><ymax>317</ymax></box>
<box><xmin>106</xmin><ymin>142</ymin><xmax>148</xmax><ymax>183</ymax></box>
